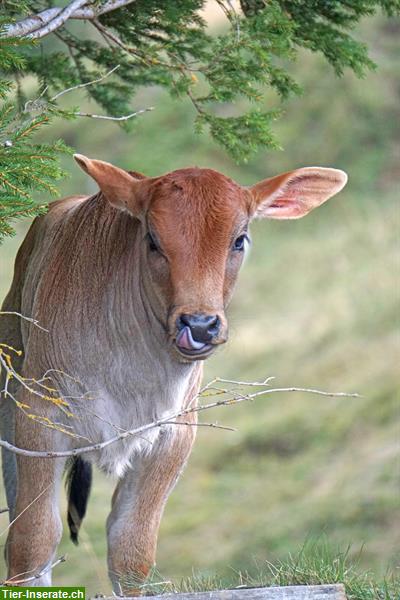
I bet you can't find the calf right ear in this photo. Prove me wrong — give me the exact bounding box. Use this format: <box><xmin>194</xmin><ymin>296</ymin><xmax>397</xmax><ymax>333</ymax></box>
<box><xmin>250</xmin><ymin>167</ymin><xmax>348</xmax><ymax>220</ymax></box>
<box><xmin>74</xmin><ymin>154</ymin><xmax>147</xmax><ymax>215</ymax></box>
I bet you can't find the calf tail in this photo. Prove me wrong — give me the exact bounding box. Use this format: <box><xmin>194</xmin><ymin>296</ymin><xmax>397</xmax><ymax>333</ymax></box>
<box><xmin>65</xmin><ymin>457</ymin><xmax>92</xmax><ymax>545</ymax></box>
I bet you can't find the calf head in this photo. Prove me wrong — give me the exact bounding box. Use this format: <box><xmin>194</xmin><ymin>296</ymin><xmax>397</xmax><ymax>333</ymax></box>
<box><xmin>74</xmin><ymin>155</ymin><xmax>347</xmax><ymax>362</ymax></box>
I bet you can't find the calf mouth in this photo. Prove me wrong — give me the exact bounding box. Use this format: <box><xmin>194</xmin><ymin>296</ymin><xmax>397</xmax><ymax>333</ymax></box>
<box><xmin>173</xmin><ymin>325</ymin><xmax>215</xmax><ymax>361</ymax></box>
<box><xmin>174</xmin><ymin>342</ymin><xmax>214</xmax><ymax>360</ymax></box>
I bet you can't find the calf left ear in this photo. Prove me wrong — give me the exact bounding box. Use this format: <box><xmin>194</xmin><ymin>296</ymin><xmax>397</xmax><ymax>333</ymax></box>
<box><xmin>74</xmin><ymin>154</ymin><xmax>146</xmax><ymax>215</ymax></box>
<box><xmin>250</xmin><ymin>167</ymin><xmax>348</xmax><ymax>219</ymax></box>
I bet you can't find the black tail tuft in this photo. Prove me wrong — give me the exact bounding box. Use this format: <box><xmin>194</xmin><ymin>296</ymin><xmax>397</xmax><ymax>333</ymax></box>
<box><xmin>65</xmin><ymin>457</ymin><xmax>92</xmax><ymax>545</ymax></box>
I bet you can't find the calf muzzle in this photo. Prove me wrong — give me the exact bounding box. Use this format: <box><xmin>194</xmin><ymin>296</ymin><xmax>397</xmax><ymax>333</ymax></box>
<box><xmin>174</xmin><ymin>313</ymin><xmax>223</xmax><ymax>358</ymax></box>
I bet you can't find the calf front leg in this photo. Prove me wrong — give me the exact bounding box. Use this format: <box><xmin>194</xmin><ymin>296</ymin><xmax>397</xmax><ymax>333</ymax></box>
<box><xmin>107</xmin><ymin>414</ymin><xmax>197</xmax><ymax>596</ymax></box>
<box><xmin>6</xmin><ymin>405</ymin><xmax>66</xmax><ymax>586</ymax></box>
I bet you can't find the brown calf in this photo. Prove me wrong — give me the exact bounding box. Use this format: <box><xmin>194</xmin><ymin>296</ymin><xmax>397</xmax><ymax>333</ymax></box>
<box><xmin>0</xmin><ymin>157</ymin><xmax>347</xmax><ymax>594</ymax></box>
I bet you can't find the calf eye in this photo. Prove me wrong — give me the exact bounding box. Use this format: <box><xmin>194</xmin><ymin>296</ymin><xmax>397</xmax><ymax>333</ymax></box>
<box><xmin>147</xmin><ymin>232</ymin><xmax>159</xmax><ymax>252</ymax></box>
<box><xmin>232</xmin><ymin>234</ymin><xmax>248</xmax><ymax>252</ymax></box>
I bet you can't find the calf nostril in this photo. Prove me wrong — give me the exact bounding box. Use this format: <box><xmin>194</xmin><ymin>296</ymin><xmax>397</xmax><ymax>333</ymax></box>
<box><xmin>179</xmin><ymin>314</ymin><xmax>192</xmax><ymax>328</ymax></box>
<box><xmin>177</xmin><ymin>313</ymin><xmax>220</xmax><ymax>343</ymax></box>
<box><xmin>206</xmin><ymin>315</ymin><xmax>220</xmax><ymax>336</ymax></box>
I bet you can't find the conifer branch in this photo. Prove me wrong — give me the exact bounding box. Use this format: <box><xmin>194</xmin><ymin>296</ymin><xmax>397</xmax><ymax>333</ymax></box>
<box><xmin>1</xmin><ymin>0</ymin><xmax>398</xmax><ymax>240</ymax></box>
<box><xmin>28</xmin><ymin>0</ymin><xmax>88</xmax><ymax>39</ymax></box>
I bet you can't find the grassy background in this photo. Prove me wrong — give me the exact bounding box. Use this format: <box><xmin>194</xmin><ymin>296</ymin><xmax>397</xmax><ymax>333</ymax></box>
<box><xmin>0</xmin><ymin>13</ymin><xmax>399</xmax><ymax>596</ymax></box>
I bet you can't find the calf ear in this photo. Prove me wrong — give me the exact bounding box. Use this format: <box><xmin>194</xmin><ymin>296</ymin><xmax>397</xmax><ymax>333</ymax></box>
<box><xmin>250</xmin><ymin>167</ymin><xmax>348</xmax><ymax>219</ymax></box>
<box><xmin>74</xmin><ymin>154</ymin><xmax>146</xmax><ymax>215</ymax></box>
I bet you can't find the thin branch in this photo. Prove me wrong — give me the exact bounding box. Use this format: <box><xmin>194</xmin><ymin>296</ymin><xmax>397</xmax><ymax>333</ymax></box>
<box><xmin>50</xmin><ymin>65</ymin><xmax>121</xmax><ymax>101</ymax></box>
<box><xmin>3</xmin><ymin>1</ymin><xmax>137</xmax><ymax>39</ymax></box>
<box><xmin>1</xmin><ymin>555</ymin><xmax>66</xmax><ymax>585</ymax></box>
<box><xmin>0</xmin><ymin>316</ymin><xmax>359</xmax><ymax>461</ymax></box>
<box><xmin>91</xmin><ymin>18</ymin><xmax>151</xmax><ymax>65</ymax></box>
<box><xmin>0</xmin><ymin>350</ymin><xmax>72</xmax><ymax>417</ymax></box>
<box><xmin>23</xmin><ymin>85</ymin><xmax>48</xmax><ymax>114</ymax></box>
<box><xmin>163</xmin><ymin>421</ymin><xmax>236</xmax><ymax>432</ymax></box>
<box><xmin>0</xmin><ymin>313</ymin><xmax>94</xmax><ymax>436</ymax></box>
<box><xmin>187</xmin><ymin>88</ymin><xmax>206</xmax><ymax>117</ymax></box>
<box><xmin>0</xmin><ymin>384</ymin><xmax>359</xmax><ymax>459</ymax></box>
<box><xmin>0</xmin><ymin>311</ymin><xmax>48</xmax><ymax>332</ymax></box>
<box><xmin>91</xmin><ymin>18</ymin><xmax>192</xmax><ymax>74</ymax></box>
<box><xmin>0</xmin><ymin>483</ymin><xmax>52</xmax><ymax>538</ymax></box>
<box><xmin>212</xmin><ymin>377</ymin><xmax>275</xmax><ymax>387</ymax></box>
<box><xmin>91</xmin><ymin>17</ymin><xmax>129</xmax><ymax>50</ymax></box>
<box><xmin>20</xmin><ymin>61</ymin><xmax>153</xmax><ymax>123</ymax></box>
<box><xmin>74</xmin><ymin>107</ymin><xmax>154</xmax><ymax>121</ymax></box>
<box><xmin>242</xmin><ymin>386</ymin><xmax>362</xmax><ymax>400</ymax></box>
<box><xmin>0</xmin><ymin>508</ymin><xmax>9</xmax><ymax>514</ymax></box>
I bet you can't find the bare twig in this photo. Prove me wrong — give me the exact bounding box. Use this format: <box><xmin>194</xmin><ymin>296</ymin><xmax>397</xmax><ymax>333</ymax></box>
<box><xmin>0</xmin><ymin>384</ymin><xmax>359</xmax><ymax>459</ymax></box>
<box><xmin>0</xmin><ymin>315</ymin><xmax>359</xmax><ymax>461</ymax></box>
<box><xmin>50</xmin><ymin>65</ymin><xmax>121</xmax><ymax>101</ymax></box>
<box><xmin>0</xmin><ymin>311</ymin><xmax>48</xmax><ymax>332</ymax></box>
<box><xmin>0</xmin><ymin>508</ymin><xmax>9</xmax><ymax>514</ymax></box>
<box><xmin>22</xmin><ymin>85</ymin><xmax>49</xmax><ymax>114</ymax></box>
<box><xmin>0</xmin><ymin>348</ymin><xmax>73</xmax><ymax>417</ymax></box>
<box><xmin>3</xmin><ymin>1</ymin><xmax>137</xmax><ymax>39</ymax></box>
<box><xmin>0</xmin><ymin>312</ymin><xmax>93</xmax><ymax>436</ymax></box>
<box><xmin>211</xmin><ymin>377</ymin><xmax>275</xmax><ymax>387</ymax></box>
<box><xmin>1</xmin><ymin>555</ymin><xmax>66</xmax><ymax>585</ymax></box>
<box><xmin>0</xmin><ymin>483</ymin><xmax>52</xmax><ymax>538</ymax></box>
<box><xmin>163</xmin><ymin>421</ymin><xmax>236</xmax><ymax>432</ymax></box>
<box><xmin>21</xmin><ymin>63</ymin><xmax>153</xmax><ymax>123</ymax></box>
<box><xmin>74</xmin><ymin>107</ymin><xmax>154</xmax><ymax>121</ymax></box>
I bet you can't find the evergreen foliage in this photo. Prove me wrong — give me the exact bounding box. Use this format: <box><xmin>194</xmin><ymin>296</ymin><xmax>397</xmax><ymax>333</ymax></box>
<box><xmin>0</xmin><ymin>0</ymin><xmax>398</xmax><ymax>240</ymax></box>
<box><xmin>0</xmin><ymin>26</ymin><xmax>70</xmax><ymax>241</ymax></box>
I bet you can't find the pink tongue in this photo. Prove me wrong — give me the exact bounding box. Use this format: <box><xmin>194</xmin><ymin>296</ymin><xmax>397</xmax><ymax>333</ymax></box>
<box><xmin>176</xmin><ymin>326</ymin><xmax>206</xmax><ymax>352</ymax></box>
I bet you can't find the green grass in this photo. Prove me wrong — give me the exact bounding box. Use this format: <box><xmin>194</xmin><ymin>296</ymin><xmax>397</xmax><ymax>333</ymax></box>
<box><xmin>134</xmin><ymin>539</ymin><xmax>399</xmax><ymax>599</ymax></box>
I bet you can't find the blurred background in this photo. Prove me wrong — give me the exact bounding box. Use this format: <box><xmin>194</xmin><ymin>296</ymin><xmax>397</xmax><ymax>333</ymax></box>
<box><xmin>0</xmin><ymin>10</ymin><xmax>399</xmax><ymax>594</ymax></box>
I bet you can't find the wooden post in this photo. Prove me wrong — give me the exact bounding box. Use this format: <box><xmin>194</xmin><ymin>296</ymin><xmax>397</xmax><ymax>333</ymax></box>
<box><xmin>100</xmin><ymin>583</ymin><xmax>347</xmax><ymax>599</ymax></box>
